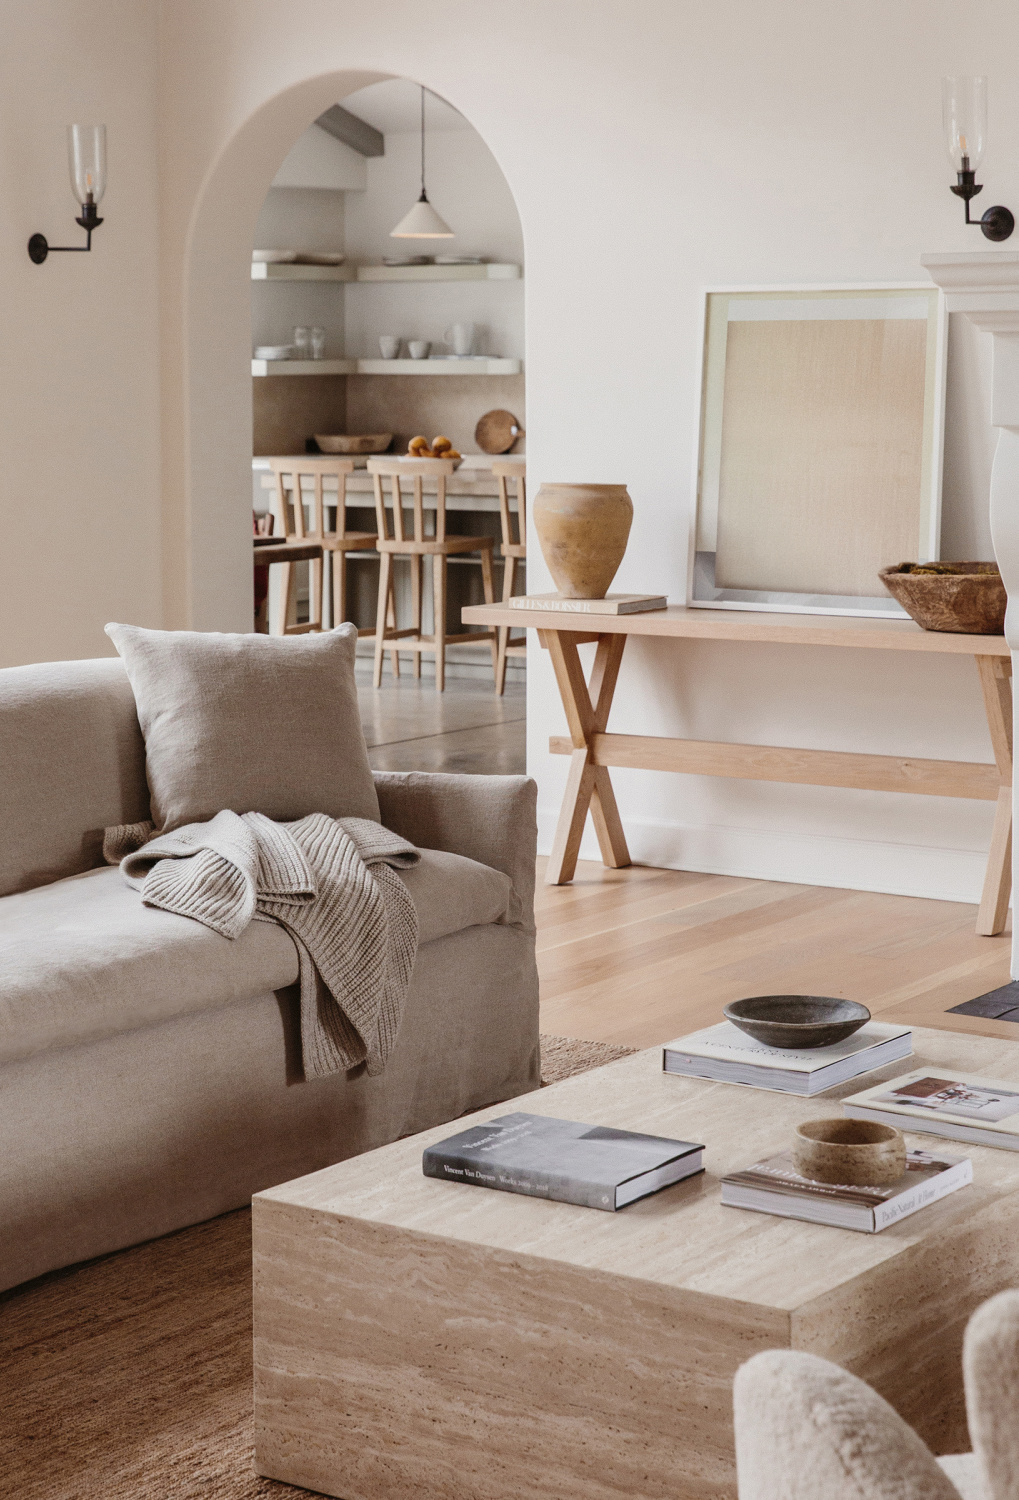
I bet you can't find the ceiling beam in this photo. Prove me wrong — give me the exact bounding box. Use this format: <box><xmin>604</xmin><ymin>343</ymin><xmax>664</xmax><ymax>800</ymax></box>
<box><xmin>315</xmin><ymin>105</ymin><xmax>384</xmax><ymax>158</ymax></box>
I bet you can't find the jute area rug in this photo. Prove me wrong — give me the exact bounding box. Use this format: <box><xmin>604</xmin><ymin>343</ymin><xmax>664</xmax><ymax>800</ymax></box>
<box><xmin>0</xmin><ymin>1035</ymin><xmax>635</xmax><ymax>1500</ymax></box>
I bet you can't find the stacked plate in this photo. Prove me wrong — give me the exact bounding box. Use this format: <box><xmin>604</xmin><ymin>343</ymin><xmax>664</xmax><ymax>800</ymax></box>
<box><xmin>254</xmin><ymin>345</ymin><xmax>296</xmax><ymax>360</ymax></box>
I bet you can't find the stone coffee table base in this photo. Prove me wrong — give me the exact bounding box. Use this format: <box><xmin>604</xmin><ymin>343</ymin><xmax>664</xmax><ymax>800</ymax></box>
<box><xmin>253</xmin><ymin>1028</ymin><xmax>1019</xmax><ymax>1500</ymax></box>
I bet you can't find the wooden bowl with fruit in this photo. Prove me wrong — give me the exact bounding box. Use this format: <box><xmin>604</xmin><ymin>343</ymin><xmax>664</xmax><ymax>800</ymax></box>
<box><xmin>399</xmin><ymin>435</ymin><xmax>463</xmax><ymax>468</ymax></box>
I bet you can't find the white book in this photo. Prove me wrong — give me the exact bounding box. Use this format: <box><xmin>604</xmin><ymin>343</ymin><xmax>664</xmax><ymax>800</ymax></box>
<box><xmin>721</xmin><ymin>1148</ymin><xmax>972</xmax><ymax>1233</ymax></box>
<box><xmin>507</xmin><ymin>593</ymin><xmax>668</xmax><ymax>615</ymax></box>
<box><xmin>663</xmin><ymin>1021</ymin><xmax>913</xmax><ymax>1095</ymax></box>
<box><xmin>844</xmin><ymin>1069</ymin><xmax>1019</xmax><ymax>1151</ymax></box>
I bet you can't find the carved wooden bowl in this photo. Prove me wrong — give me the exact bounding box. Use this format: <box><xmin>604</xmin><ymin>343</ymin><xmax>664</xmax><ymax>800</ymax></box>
<box><xmin>879</xmin><ymin>562</ymin><xmax>1006</xmax><ymax>635</ymax></box>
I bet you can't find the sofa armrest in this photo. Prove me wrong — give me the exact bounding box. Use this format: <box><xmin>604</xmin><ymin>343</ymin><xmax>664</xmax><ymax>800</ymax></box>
<box><xmin>374</xmin><ymin>772</ymin><xmax>537</xmax><ymax>933</ymax></box>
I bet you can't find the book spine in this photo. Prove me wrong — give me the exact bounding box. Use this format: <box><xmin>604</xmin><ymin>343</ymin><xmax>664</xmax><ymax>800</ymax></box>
<box><xmin>873</xmin><ymin>1158</ymin><xmax>973</xmax><ymax>1230</ymax></box>
<box><xmin>422</xmin><ymin>1149</ymin><xmax>617</xmax><ymax>1210</ymax></box>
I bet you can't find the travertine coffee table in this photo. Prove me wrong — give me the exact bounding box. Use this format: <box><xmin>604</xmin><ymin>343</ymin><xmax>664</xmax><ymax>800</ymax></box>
<box><xmin>253</xmin><ymin>1027</ymin><xmax>1019</xmax><ymax>1500</ymax></box>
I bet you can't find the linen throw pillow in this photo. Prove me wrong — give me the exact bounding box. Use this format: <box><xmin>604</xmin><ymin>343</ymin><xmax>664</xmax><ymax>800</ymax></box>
<box><xmin>105</xmin><ymin>622</ymin><xmax>379</xmax><ymax>832</ymax></box>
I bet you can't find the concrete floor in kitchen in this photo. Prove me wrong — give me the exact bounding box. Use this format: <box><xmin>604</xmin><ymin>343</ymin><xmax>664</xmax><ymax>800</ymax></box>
<box><xmin>358</xmin><ymin>673</ymin><xmax>526</xmax><ymax>774</ymax></box>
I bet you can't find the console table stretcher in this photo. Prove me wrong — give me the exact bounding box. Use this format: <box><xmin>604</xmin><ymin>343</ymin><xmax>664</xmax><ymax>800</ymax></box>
<box><xmin>461</xmin><ymin>605</ymin><xmax>1013</xmax><ymax>933</ymax></box>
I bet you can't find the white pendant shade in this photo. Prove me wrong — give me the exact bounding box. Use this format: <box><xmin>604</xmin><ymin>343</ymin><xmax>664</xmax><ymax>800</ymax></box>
<box><xmin>390</xmin><ymin>193</ymin><xmax>454</xmax><ymax>239</ymax></box>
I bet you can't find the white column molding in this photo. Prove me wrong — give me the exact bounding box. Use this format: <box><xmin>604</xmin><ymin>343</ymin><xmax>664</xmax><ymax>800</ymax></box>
<box><xmin>922</xmin><ymin>251</ymin><xmax>1019</xmax><ymax>970</ymax></box>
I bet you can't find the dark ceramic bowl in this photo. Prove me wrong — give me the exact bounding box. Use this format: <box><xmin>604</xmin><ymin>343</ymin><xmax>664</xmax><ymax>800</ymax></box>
<box><xmin>722</xmin><ymin>995</ymin><xmax>871</xmax><ymax>1050</ymax></box>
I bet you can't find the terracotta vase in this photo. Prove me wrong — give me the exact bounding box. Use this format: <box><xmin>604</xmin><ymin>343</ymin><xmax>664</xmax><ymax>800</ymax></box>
<box><xmin>532</xmin><ymin>483</ymin><xmax>633</xmax><ymax>598</ymax></box>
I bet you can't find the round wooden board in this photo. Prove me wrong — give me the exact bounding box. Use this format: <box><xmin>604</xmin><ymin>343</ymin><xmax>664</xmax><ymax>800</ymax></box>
<box><xmin>475</xmin><ymin>409</ymin><xmax>522</xmax><ymax>454</ymax></box>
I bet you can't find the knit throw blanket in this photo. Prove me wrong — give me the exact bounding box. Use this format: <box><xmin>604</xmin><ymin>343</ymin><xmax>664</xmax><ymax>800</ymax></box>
<box><xmin>103</xmin><ymin>812</ymin><xmax>420</xmax><ymax>1080</ymax></box>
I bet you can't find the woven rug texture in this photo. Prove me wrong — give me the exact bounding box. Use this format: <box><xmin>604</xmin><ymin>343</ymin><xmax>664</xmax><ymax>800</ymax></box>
<box><xmin>0</xmin><ymin>1034</ymin><xmax>636</xmax><ymax>1500</ymax></box>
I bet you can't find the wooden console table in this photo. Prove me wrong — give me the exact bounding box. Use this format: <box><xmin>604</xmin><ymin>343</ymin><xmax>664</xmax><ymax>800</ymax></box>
<box><xmin>461</xmin><ymin>604</ymin><xmax>1013</xmax><ymax>934</ymax></box>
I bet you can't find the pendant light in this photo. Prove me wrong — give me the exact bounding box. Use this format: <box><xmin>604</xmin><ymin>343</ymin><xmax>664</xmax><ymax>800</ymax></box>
<box><xmin>390</xmin><ymin>86</ymin><xmax>454</xmax><ymax>238</ymax></box>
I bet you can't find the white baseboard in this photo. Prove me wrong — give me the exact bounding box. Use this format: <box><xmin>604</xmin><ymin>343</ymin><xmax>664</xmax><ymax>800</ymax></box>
<box><xmin>536</xmin><ymin>811</ymin><xmax>1000</xmax><ymax>907</ymax></box>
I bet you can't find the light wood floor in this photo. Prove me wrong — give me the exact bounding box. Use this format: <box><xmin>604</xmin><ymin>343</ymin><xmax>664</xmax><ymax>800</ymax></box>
<box><xmin>355</xmin><ymin>675</ymin><xmax>1016</xmax><ymax>1053</ymax></box>
<box><xmin>537</xmin><ymin>858</ymin><xmax>1017</xmax><ymax>1050</ymax></box>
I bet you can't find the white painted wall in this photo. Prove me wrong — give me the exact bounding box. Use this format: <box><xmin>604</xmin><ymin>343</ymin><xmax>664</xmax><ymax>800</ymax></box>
<box><xmin>0</xmin><ymin>0</ymin><xmax>160</xmax><ymax>667</ymax></box>
<box><xmin>158</xmin><ymin>0</ymin><xmax>1019</xmax><ymax>905</ymax></box>
<box><xmin>251</xmin><ymin>186</ymin><xmax>347</xmax><ymax>357</ymax></box>
<box><xmin>3</xmin><ymin>0</ymin><xmax>1014</xmax><ymax>906</ymax></box>
<box><xmin>271</xmin><ymin>124</ymin><xmax>366</xmax><ymax>191</ymax></box>
<box><xmin>343</xmin><ymin>125</ymin><xmax>524</xmax><ymax>360</ymax></box>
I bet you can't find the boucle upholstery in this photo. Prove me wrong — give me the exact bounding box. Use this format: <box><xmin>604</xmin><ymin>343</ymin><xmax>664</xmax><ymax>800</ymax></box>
<box><xmin>963</xmin><ymin>1289</ymin><xmax>1019</xmax><ymax>1500</ymax></box>
<box><xmin>733</xmin><ymin>1349</ymin><xmax>962</xmax><ymax>1500</ymax></box>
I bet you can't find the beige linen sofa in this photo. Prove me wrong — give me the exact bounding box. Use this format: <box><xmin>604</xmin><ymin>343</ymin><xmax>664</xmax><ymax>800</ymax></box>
<box><xmin>0</xmin><ymin>657</ymin><xmax>540</xmax><ymax>1292</ymax></box>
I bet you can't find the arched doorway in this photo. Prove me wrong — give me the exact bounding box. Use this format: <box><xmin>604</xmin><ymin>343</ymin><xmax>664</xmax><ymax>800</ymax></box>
<box><xmin>177</xmin><ymin>69</ymin><xmax>525</xmax><ymax>699</ymax></box>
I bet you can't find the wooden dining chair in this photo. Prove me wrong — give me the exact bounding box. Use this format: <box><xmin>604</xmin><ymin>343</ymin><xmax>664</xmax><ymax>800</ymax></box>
<box><xmin>267</xmin><ymin>457</ymin><xmax>385</xmax><ymax>635</ymax></box>
<box><xmin>367</xmin><ymin>458</ymin><xmax>497</xmax><ymax>691</ymax></box>
<box><xmin>492</xmin><ymin>458</ymin><xmax>527</xmax><ymax>695</ymax></box>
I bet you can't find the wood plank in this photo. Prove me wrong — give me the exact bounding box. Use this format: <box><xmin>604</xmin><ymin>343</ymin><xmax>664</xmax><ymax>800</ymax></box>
<box><xmin>463</xmin><ymin>603</ymin><xmax>1010</xmax><ymax>655</ymax></box>
<box><xmin>535</xmin><ymin>858</ymin><xmax>1012</xmax><ymax>1049</ymax></box>
<box><xmin>548</xmin><ymin>732</ymin><xmax>1001</xmax><ymax>800</ymax></box>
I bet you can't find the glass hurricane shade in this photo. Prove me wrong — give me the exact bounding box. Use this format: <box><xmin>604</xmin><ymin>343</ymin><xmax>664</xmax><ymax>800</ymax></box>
<box><xmin>390</xmin><ymin>191</ymin><xmax>454</xmax><ymax>239</ymax></box>
<box><xmin>943</xmin><ymin>76</ymin><xmax>987</xmax><ymax>171</ymax></box>
<box><xmin>67</xmin><ymin>124</ymin><xmax>107</xmax><ymax>205</ymax></box>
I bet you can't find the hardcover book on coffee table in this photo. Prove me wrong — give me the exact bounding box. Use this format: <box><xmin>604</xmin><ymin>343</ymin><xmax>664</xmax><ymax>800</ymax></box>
<box><xmin>422</xmin><ymin>1111</ymin><xmax>704</xmax><ymax>1210</ymax></box>
<box><xmin>663</xmin><ymin>1021</ymin><xmax>913</xmax><ymax>1095</ymax></box>
<box><xmin>721</xmin><ymin>1148</ymin><xmax>971</xmax><ymax>1233</ymax></box>
<box><xmin>844</xmin><ymin>1069</ymin><xmax>1019</xmax><ymax>1151</ymax></box>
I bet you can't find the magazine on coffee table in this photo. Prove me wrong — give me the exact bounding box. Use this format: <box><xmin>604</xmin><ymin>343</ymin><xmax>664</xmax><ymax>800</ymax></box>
<box><xmin>422</xmin><ymin>1112</ymin><xmax>705</xmax><ymax>1211</ymax></box>
<box><xmin>663</xmin><ymin>1021</ymin><xmax>912</xmax><ymax>1095</ymax></box>
<box><xmin>721</xmin><ymin>1148</ymin><xmax>971</xmax><ymax>1232</ymax></box>
<box><xmin>844</xmin><ymin>1069</ymin><xmax>1019</xmax><ymax>1151</ymax></box>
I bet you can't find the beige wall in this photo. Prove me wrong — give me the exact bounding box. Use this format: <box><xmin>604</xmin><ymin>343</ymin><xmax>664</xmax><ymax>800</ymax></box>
<box><xmin>3</xmin><ymin>0</ymin><xmax>1017</xmax><ymax>903</ymax></box>
<box><xmin>0</xmin><ymin>0</ymin><xmax>160</xmax><ymax>666</ymax></box>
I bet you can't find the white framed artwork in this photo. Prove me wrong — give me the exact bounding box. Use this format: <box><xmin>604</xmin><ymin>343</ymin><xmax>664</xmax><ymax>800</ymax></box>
<box><xmin>690</xmin><ymin>284</ymin><xmax>947</xmax><ymax>617</ymax></box>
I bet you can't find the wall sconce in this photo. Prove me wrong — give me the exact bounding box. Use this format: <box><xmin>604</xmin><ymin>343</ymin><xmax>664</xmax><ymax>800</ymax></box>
<box><xmin>28</xmin><ymin>124</ymin><xmax>107</xmax><ymax>264</ymax></box>
<box><xmin>942</xmin><ymin>77</ymin><xmax>1013</xmax><ymax>242</ymax></box>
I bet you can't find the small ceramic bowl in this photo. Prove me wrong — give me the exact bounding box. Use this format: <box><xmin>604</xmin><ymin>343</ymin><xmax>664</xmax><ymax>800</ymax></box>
<box><xmin>794</xmin><ymin>1118</ymin><xmax>906</xmax><ymax>1186</ymax></box>
<box><xmin>723</xmin><ymin>995</ymin><xmax>871</xmax><ymax>1050</ymax></box>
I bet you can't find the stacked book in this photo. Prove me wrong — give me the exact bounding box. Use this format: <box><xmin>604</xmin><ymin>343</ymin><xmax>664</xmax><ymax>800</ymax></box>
<box><xmin>844</xmin><ymin>1069</ymin><xmax>1019</xmax><ymax>1151</ymax></box>
<box><xmin>663</xmin><ymin>1021</ymin><xmax>913</xmax><ymax>1095</ymax></box>
<box><xmin>423</xmin><ymin>1112</ymin><xmax>704</xmax><ymax>1211</ymax></box>
<box><xmin>721</xmin><ymin>1148</ymin><xmax>971</xmax><ymax>1233</ymax></box>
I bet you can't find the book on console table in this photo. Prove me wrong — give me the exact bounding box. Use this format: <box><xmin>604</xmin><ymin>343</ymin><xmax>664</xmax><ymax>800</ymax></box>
<box><xmin>663</xmin><ymin>1021</ymin><xmax>913</xmax><ymax>1096</ymax></box>
<box><xmin>721</xmin><ymin>1148</ymin><xmax>971</xmax><ymax>1233</ymax></box>
<box><xmin>422</xmin><ymin>1111</ymin><xmax>704</xmax><ymax>1210</ymax></box>
<box><xmin>844</xmin><ymin>1069</ymin><xmax>1019</xmax><ymax>1151</ymax></box>
<box><xmin>507</xmin><ymin>592</ymin><xmax>667</xmax><ymax>614</ymax></box>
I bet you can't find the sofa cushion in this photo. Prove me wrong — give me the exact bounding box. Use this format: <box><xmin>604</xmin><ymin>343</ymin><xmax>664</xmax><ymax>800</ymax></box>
<box><xmin>0</xmin><ymin>849</ymin><xmax>511</xmax><ymax>1065</ymax></box>
<box><xmin>105</xmin><ymin>622</ymin><xmax>379</xmax><ymax>832</ymax></box>
<box><xmin>0</xmin><ymin>659</ymin><xmax>149</xmax><ymax>899</ymax></box>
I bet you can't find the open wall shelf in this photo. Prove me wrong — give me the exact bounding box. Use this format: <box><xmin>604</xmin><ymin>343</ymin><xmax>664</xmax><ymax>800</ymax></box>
<box><xmin>251</xmin><ymin>263</ymin><xmax>355</xmax><ymax>281</ymax></box>
<box><xmin>252</xmin><ymin>357</ymin><xmax>522</xmax><ymax>377</ymax></box>
<box><xmin>251</xmin><ymin>262</ymin><xmax>521</xmax><ymax>284</ymax></box>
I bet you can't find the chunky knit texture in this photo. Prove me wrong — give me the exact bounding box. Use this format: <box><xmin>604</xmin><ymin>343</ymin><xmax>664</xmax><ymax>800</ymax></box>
<box><xmin>105</xmin><ymin>811</ymin><xmax>419</xmax><ymax>1079</ymax></box>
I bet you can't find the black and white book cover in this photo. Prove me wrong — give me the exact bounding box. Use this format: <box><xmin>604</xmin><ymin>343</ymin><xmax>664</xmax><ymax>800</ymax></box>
<box><xmin>422</xmin><ymin>1112</ymin><xmax>705</xmax><ymax>1211</ymax></box>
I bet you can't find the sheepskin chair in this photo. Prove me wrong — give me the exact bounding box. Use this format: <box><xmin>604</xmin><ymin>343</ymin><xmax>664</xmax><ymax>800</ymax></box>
<box><xmin>733</xmin><ymin>1287</ymin><xmax>1019</xmax><ymax>1500</ymax></box>
<box><xmin>962</xmin><ymin>1288</ymin><xmax>1019</xmax><ymax>1500</ymax></box>
<box><xmin>732</xmin><ymin>1349</ymin><xmax>965</xmax><ymax>1500</ymax></box>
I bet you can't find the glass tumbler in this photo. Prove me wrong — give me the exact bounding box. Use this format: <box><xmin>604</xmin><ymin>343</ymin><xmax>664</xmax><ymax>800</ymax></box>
<box><xmin>309</xmin><ymin>327</ymin><xmax>326</xmax><ymax>360</ymax></box>
<box><xmin>293</xmin><ymin>326</ymin><xmax>311</xmax><ymax>359</ymax></box>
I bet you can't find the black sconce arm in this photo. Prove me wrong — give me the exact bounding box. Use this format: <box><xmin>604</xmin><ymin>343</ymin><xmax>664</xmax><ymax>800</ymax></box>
<box><xmin>950</xmin><ymin>168</ymin><xmax>1014</xmax><ymax>241</ymax></box>
<box><xmin>28</xmin><ymin>201</ymin><xmax>103</xmax><ymax>264</ymax></box>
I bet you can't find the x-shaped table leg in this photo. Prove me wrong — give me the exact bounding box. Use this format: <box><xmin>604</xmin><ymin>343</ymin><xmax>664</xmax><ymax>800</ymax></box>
<box><xmin>540</xmin><ymin>630</ymin><xmax>631</xmax><ymax>885</ymax></box>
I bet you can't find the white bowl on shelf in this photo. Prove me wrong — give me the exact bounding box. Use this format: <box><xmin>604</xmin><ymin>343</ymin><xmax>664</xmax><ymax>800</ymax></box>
<box><xmin>253</xmin><ymin>345</ymin><xmax>297</xmax><ymax>361</ymax></box>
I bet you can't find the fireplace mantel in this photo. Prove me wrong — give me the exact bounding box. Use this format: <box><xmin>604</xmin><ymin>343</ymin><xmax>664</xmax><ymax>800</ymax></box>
<box><xmin>923</xmin><ymin>250</ymin><xmax>1019</xmax><ymax>967</ymax></box>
